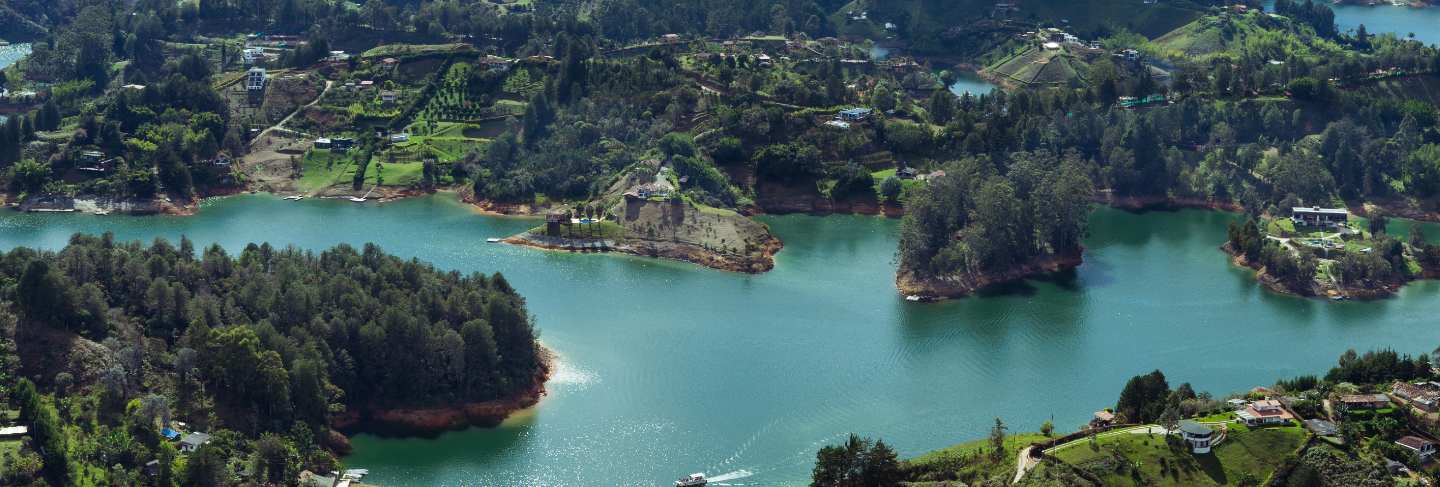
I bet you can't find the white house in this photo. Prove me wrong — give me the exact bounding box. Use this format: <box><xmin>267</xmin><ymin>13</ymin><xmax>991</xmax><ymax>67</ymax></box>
<box><xmin>243</xmin><ymin>47</ymin><xmax>265</xmax><ymax>65</ymax></box>
<box><xmin>1291</xmin><ymin>206</ymin><xmax>1348</xmax><ymax>227</ymax></box>
<box><xmin>1397</xmin><ymin>436</ymin><xmax>1437</xmax><ymax>460</ymax></box>
<box><xmin>246</xmin><ymin>67</ymin><xmax>267</xmax><ymax>92</ymax></box>
<box><xmin>1178</xmin><ymin>420</ymin><xmax>1215</xmax><ymax>454</ymax></box>
<box><xmin>179</xmin><ymin>432</ymin><xmax>212</xmax><ymax>453</ymax></box>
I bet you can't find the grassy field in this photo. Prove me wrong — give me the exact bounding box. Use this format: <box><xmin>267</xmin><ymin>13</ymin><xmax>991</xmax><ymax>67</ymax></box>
<box><xmin>904</xmin><ymin>432</ymin><xmax>1051</xmax><ymax>485</ymax></box>
<box><xmin>1051</xmin><ymin>423</ymin><xmax>1308</xmax><ymax>486</ymax></box>
<box><xmin>986</xmin><ymin>46</ymin><xmax>1090</xmax><ymax>88</ymax></box>
<box><xmin>370</xmin><ymin>160</ymin><xmax>425</xmax><ymax>187</ymax></box>
<box><xmin>361</xmin><ymin>43</ymin><xmax>472</xmax><ymax>59</ymax></box>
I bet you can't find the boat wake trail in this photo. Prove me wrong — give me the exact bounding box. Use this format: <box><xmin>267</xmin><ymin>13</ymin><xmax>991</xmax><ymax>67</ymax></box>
<box><xmin>706</xmin><ymin>470</ymin><xmax>755</xmax><ymax>483</ymax></box>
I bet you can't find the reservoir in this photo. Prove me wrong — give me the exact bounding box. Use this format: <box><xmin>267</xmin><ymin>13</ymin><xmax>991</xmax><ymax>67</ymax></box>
<box><xmin>1265</xmin><ymin>1</ymin><xmax>1440</xmax><ymax>46</ymax></box>
<box><xmin>3</xmin><ymin>195</ymin><xmax>1440</xmax><ymax>485</ymax></box>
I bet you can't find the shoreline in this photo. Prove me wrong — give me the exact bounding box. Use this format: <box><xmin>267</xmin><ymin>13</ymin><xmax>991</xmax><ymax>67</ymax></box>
<box><xmin>503</xmin><ymin>231</ymin><xmax>784</xmax><ymax>274</ymax></box>
<box><xmin>1219</xmin><ymin>242</ymin><xmax>1407</xmax><ymax>300</ymax></box>
<box><xmin>895</xmin><ymin>250</ymin><xmax>1084</xmax><ymax>301</ymax></box>
<box><xmin>329</xmin><ymin>344</ymin><xmax>554</xmax><ymax>442</ymax></box>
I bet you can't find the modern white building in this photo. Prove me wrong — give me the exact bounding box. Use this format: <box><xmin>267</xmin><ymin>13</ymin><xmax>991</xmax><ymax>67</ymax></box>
<box><xmin>246</xmin><ymin>67</ymin><xmax>267</xmax><ymax>92</ymax></box>
<box><xmin>1178</xmin><ymin>420</ymin><xmax>1215</xmax><ymax>454</ymax></box>
<box><xmin>243</xmin><ymin>47</ymin><xmax>265</xmax><ymax>65</ymax></box>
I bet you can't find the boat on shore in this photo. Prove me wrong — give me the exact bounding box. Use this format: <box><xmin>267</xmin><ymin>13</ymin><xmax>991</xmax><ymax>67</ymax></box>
<box><xmin>349</xmin><ymin>196</ymin><xmax>367</xmax><ymax>203</ymax></box>
<box><xmin>675</xmin><ymin>473</ymin><xmax>707</xmax><ymax>487</ymax></box>
<box><xmin>283</xmin><ymin>195</ymin><xmax>305</xmax><ymax>201</ymax></box>
<box><xmin>487</xmin><ymin>238</ymin><xmax>502</xmax><ymax>243</ymax></box>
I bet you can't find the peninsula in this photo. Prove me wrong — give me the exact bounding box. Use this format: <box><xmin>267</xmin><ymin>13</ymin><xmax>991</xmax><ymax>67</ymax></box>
<box><xmin>0</xmin><ymin>236</ymin><xmax>548</xmax><ymax>485</ymax></box>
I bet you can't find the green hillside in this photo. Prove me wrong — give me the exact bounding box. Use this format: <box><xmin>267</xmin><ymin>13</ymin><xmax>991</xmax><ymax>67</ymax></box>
<box><xmin>1150</xmin><ymin>10</ymin><xmax>1345</xmax><ymax>62</ymax></box>
<box><xmin>866</xmin><ymin>0</ymin><xmax>1208</xmax><ymax>54</ymax></box>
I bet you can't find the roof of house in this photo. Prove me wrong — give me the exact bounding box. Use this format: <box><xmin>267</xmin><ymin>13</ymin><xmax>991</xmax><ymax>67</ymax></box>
<box><xmin>1392</xmin><ymin>381</ymin><xmax>1439</xmax><ymax>399</ymax></box>
<box><xmin>1178</xmin><ymin>420</ymin><xmax>1213</xmax><ymax>436</ymax></box>
<box><xmin>1252</xmin><ymin>399</ymin><xmax>1283</xmax><ymax>409</ymax></box>
<box><xmin>1292</xmin><ymin>206</ymin><xmax>1347</xmax><ymax>215</ymax></box>
<box><xmin>1397</xmin><ymin>436</ymin><xmax>1435</xmax><ymax>451</ymax></box>
<box><xmin>839</xmin><ymin>107</ymin><xmax>873</xmax><ymax>116</ymax></box>
<box><xmin>180</xmin><ymin>432</ymin><xmax>212</xmax><ymax>447</ymax></box>
<box><xmin>0</xmin><ymin>425</ymin><xmax>27</xmax><ymax>436</ymax></box>
<box><xmin>1093</xmin><ymin>410</ymin><xmax>1115</xmax><ymax>421</ymax></box>
<box><xmin>1339</xmin><ymin>394</ymin><xmax>1389</xmax><ymax>404</ymax></box>
<box><xmin>161</xmin><ymin>427</ymin><xmax>181</xmax><ymax>440</ymax></box>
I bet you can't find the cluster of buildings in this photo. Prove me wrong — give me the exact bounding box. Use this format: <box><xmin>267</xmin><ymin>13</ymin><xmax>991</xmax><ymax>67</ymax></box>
<box><xmin>1391</xmin><ymin>381</ymin><xmax>1440</xmax><ymax>412</ymax></box>
<box><xmin>1089</xmin><ymin>387</ymin><xmax>1440</xmax><ymax>464</ymax></box>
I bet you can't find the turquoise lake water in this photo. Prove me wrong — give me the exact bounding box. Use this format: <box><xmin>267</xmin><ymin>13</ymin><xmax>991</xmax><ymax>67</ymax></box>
<box><xmin>4</xmin><ymin>195</ymin><xmax>1440</xmax><ymax>485</ymax></box>
<box><xmin>1266</xmin><ymin>1</ymin><xmax>1440</xmax><ymax>45</ymax></box>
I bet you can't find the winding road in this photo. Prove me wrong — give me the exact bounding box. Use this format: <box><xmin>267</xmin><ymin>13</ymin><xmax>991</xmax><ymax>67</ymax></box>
<box><xmin>253</xmin><ymin>79</ymin><xmax>333</xmax><ymax>143</ymax></box>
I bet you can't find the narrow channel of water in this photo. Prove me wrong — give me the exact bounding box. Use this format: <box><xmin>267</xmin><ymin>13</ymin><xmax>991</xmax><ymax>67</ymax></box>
<box><xmin>4</xmin><ymin>196</ymin><xmax>1440</xmax><ymax>485</ymax></box>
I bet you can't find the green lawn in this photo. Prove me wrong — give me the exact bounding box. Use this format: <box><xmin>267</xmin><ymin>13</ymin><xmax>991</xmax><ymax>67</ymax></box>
<box><xmin>1051</xmin><ymin>423</ymin><xmax>1308</xmax><ymax>486</ymax></box>
<box><xmin>297</xmin><ymin>149</ymin><xmax>363</xmax><ymax>192</ymax></box>
<box><xmin>0</xmin><ymin>438</ymin><xmax>20</xmax><ymax>459</ymax></box>
<box><xmin>904</xmin><ymin>432</ymin><xmax>1050</xmax><ymax>485</ymax></box>
<box><xmin>370</xmin><ymin>160</ymin><xmax>425</xmax><ymax>187</ymax></box>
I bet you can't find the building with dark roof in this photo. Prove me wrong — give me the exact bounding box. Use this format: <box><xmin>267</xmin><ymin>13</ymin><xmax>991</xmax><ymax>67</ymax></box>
<box><xmin>1291</xmin><ymin>206</ymin><xmax>1348</xmax><ymax>227</ymax></box>
<box><xmin>1396</xmin><ymin>436</ymin><xmax>1437</xmax><ymax>459</ymax></box>
<box><xmin>1178</xmin><ymin>420</ymin><xmax>1215</xmax><ymax>454</ymax></box>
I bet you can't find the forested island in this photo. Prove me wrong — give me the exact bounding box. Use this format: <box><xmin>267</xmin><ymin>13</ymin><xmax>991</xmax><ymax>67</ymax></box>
<box><xmin>811</xmin><ymin>346</ymin><xmax>1440</xmax><ymax>486</ymax></box>
<box><xmin>0</xmin><ymin>235</ymin><xmax>546</xmax><ymax>486</ymax></box>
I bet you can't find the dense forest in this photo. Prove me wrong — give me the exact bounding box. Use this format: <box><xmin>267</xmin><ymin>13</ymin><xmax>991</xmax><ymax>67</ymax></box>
<box><xmin>0</xmin><ymin>235</ymin><xmax>543</xmax><ymax>486</ymax></box>
<box><xmin>897</xmin><ymin>152</ymin><xmax>1093</xmax><ymax>280</ymax></box>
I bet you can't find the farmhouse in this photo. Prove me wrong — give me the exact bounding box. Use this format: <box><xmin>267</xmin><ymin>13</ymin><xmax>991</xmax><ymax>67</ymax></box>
<box><xmin>1396</xmin><ymin>436</ymin><xmax>1438</xmax><ymax>459</ymax></box>
<box><xmin>1338</xmin><ymin>393</ymin><xmax>1390</xmax><ymax>410</ymax></box>
<box><xmin>1291</xmin><ymin>206</ymin><xmax>1348</xmax><ymax>227</ymax></box>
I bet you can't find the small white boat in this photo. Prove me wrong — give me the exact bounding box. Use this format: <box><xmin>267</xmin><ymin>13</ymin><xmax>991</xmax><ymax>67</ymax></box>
<box><xmin>349</xmin><ymin>197</ymin><xmax>367</xmax><ymax>203</ymax></box>
<box><xmin>905</xmin><ymin>295</ymin><xmax>922</xmax><ymax>302</ymax></box>
<box><xmin>675</xmin><ymin>473</ymin><xmax>707</xmax><ymax>487</ymax></box>
<box><xmin>487</xmin><ymin>238</ymin><xmax>503</xmax><ymax>243</ymax></box>
<box><xmin>94</xmin><ymin>210</ymin><xmax>111</xmax><ymax>216</ymax></box>
<box><xmin>283</xmin><ymin>195</ymin><xmax>304</xmax><ymax>201</ymax></box>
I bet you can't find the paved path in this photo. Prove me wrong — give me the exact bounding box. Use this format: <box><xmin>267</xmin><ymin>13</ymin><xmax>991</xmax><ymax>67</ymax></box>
<box><xmin>1013</xmin><ymin>446</ymin><xmax>1037</xmax><ymax>484</ymax></box>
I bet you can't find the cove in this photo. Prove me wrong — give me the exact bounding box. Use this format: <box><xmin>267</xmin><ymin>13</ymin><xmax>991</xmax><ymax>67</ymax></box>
<box><xmin>5</xmin><ymin>196</ymin><xmax>1440</xmax><ymax>485</ymax></box>
<box><xmin>1265</xmin><ymin>1</ymin><xmax>1440</xmax><ymax>46</ymax></box>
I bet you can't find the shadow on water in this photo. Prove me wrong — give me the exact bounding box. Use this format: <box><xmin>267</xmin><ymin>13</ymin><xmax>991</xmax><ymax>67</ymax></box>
<box><xmin>971</xmin><ymin>267</ymin><xmax>1083</xmax><ymax>299</ymax></box>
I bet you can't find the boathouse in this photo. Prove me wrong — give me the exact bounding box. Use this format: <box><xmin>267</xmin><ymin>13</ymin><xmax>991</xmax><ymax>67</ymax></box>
<box><xmin>546</xmin><ymin>209</ymin><xmax>572</xmax><ymax>236</ymax></box>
